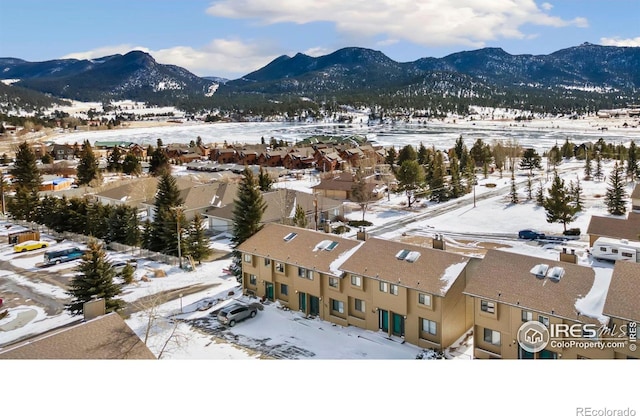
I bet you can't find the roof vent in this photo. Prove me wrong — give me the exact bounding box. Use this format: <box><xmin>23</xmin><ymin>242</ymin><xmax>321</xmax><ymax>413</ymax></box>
<box><xmin>547</xmin><ymin>266</ymin><xmax>564</xmax><ymax>282</ymax></box>
<box><xmin>315</xmin><ymin>240</ymin><xmax>338</xmax><ymax>251</ymax></box>
<box><xmin>396</xmin><ymin>249</ymin><xmax>420</xmax><ymax>262</ymax></box>
<box><xmin>396</xmin><ymin>249</ymin><xmax>410</xmax><ymax>260</ymax></box>
<box><xmin>529</xmin><ymin>264</ymin><xmax>549</xmax><ymax>279</ymax></box>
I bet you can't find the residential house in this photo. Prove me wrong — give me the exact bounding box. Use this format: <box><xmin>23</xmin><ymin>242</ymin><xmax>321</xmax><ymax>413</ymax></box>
<box><xmin>464</xmin><ymin>249</ymin><xmax>614</xmax><ymax>359</ymax></box>
<box><xmin>586</xmin><ymin>211</ymin><xmax>640</xmax><ymax>246</ymax></box>
<box><xmin>51</xmin><ymin>143</ymin><xmax>76</xmax><ymax>160</ymax></box>
<box><xmin>631</xmin><ymin>183</ymin><xmax>640</xmax><ymax>212</ymax></box>
<box><xmin>0</xmin><ymin>313</ymin><xmax>156</xmax><ymax>359</ymax></box>
<box><xmin>311</xmin><ymin>170</ymin><xmax>383</xmax><ymax>201</ymax></box>
<box><xmin>258</xmin><ymin>150</ymin><xmax>288</xmax><ymax>168</ymax></box>
<box><xmin>602</xmin><ymin>261</ymin><xmax>640</xmax><ymax>359</ymax></box>
<box><xmin>210</xmin><ymin>148</ymin><xmax>238</xmax><ymax>164</ymax></box>
<box><xmin>237</xmin><ymin>224</ymin><xmax>472</xmax><ymax>350</ymax></box>
<box><xmin>203</xmin><ymin>189</ymin><xmax>344</xmax><ymax>233</ymax></box>
<box><xmin>94</xmin><ymin>177</ymin><xmax>159</xmax><ymax>215</ymax></box>
<box><xmin>317</xmin><ymin>151</ymin><xmax>343</xmax><ymax>172</ymax></box>
<box><xmin>283</xmin><ymin>147</ymin><xmax>315</xmax><ymax>170</ymax></box>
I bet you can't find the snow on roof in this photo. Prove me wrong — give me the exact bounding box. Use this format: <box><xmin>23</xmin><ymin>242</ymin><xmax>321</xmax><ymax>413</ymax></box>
<box><xmin>575</xmin><ymin>266</ymin><xmax>613</xmax><ymax>325</ymax></box>
<box><xmin>439</xmin><ymin>261</ymin><xmax>467</xmax><ymax>295</ymax></box>
<box><xmin>328</xmin><ymin>241</ymin><xmax>364</xmax><ymax>277</ymax></box>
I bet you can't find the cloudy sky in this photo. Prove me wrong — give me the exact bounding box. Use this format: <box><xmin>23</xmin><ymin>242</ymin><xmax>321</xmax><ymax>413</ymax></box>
<box><xmin>1</xmin><ymin>0</ymin><xmax>638</xmax><ymax>79</ymax></box>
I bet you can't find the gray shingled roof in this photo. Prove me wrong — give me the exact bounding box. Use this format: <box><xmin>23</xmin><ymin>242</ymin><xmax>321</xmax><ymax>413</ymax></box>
<box><xmin>464</xmin><ymin>250</ymin><xmax>598</xmax><ymax>322</ymax></box>
<box><xmin>587</xmin><ymin>212</ymin><xmax>640</xmax><ymax>242</ymax></box>
<box><xmin>339</xmin><ymin>237</ymin><xmax>469</xmax><ymax>295</ymax></box>
<box><xmin>603</xmin><ymin>261</ymin><xmax>640</xmax><ymax>322</ymax></box>
<box><xmin>0</xmin><ymin>313</ymin><xmax>156</xmax><ymax>359</ymax></box>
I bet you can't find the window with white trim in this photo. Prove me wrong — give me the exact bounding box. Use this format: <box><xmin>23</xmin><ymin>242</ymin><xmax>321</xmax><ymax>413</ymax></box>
<box><xmin>483</xmin><ymin>328</ymin><xmax>501</xmax><ymax>346</ymax></box>
<box><xmin>539</xmin><ymin>315</ymin><xmax>549</xmax><ymax>327</ymax></box>
<box><xmin>418</xmin><ymin>293</ymin><xmax>432</xmax><ymax>307</ymax></box>
<box><xmin>298</xmin><ymin>267</ymin><xmax>313</xmax><ymax>280</ymax></box>
<box><xmin>354</xmin><ymin>298</ymin><xmax>365</xmax><ymax>313</ymax></box>
<box><xmin>275</xmin><ymin>262</ymin><xmax>285</xmax><ymax>273</ymax></box>
<box><xmin>248</xmin><ymin>274</ymin><xmax>257</xmax><ymax>286</ymax></box>
<box><xmin>331</xmin><ymin>299</ymin><xmax>344</xmax><ymax>314</ymax></box>
<box><xmin>264</xmin><ymin>258</ymin><xmax>271</xmax><ymax>266</ymax></box>
<box><xmin>522</xmin><ymin>310</ymin><xmax>533</xmax><ymax>322</ymax></box>
<box><xmin>481</xmin><ymin>300</ymin><xmax>495</xmax><ymax>314</ymax></box>
<box><xmin>329</xmin><ymin>277</ymin><xmax>339</xmax><ymax>288</ymax></box>
<box><xmin>390</xmin><ymin>284</ymin><xmax>399</xmax><ymax>295</ymax></box>
<box><xmin>379</xmin><ymin>281</ymin><xmax>388</xmax><ymax>293</ymax></box>
<box><xmin>351</xmin><ymin>275</ymin><xmax>362</xmax><ymax>287</ymax></box>
<box><xmin>421</xmin><ymin>318</ymin><xmax>437</xmax><ymax>335</ymax></box>
<box><xmin>243</xmin><ymin>253</ymin><xmax>252</xmax><ymax>263</ymax></box>
<box><xmin>280</xmin><ymin>283</ymin><xmax>288</xmax><ymax>296</ymax></box>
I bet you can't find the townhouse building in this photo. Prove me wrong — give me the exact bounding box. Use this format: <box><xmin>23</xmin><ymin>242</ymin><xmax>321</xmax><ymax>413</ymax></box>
<box><xmin>237</xmin><ymin>224</ymin><xmax>473</xmax><ymax>350</ymax></box>
<box><xmin>464</xmin><ymin>249</ymin><xmax>615</xmax><ymax>359</ymax></box>
<box><xmin>602</xmin><ymin>261</ymin><xmax>640</xmax><ymax>359</ymax></box>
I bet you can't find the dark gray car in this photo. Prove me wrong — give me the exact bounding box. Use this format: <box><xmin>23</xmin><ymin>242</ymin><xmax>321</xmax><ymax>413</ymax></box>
<box><xmin>217</xmin><ymin>303</ymin><xmax>256</xmax><ymax>327</ymax></box>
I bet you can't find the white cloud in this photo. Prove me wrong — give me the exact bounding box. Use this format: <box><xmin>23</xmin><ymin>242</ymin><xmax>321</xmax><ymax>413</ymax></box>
<box><xmin>206</xmin><ymin>0</ymin><xmax>589</xmax><ymax>47</ymax></box>
<box><xmin>303</xmin><ymin>47</ymin><xmax>333</xmax><ymax>57</ymax></box>
<box><xmin>600</xmin><ymin>36</ymin><xmax>640</xmax><ymax>47</ymax></box>
<box><xmin>61</xmin><ymin>39</ymin><xmax>281</xmax><ymax>79</ymax></box>
<box><xmin>541</xmin><ymin>2</ymin><xmax>553</xmax><ymax>11</ymax></box>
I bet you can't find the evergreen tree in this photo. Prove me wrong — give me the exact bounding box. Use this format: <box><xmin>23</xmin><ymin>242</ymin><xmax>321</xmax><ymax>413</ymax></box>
<box><xmin>627</xmin><ymin>141</ymin><xmax>638</xmax><ymax>179</ymax></box>
<box><xmin>107</xmin><ymin>147</ymin><xmax>123</xmax><ymax>172</ymax></box>
<box><xmin>186</xmin><ymin>213</ymin><xmax>211</xmax><ymax>264</ymax></box>
<box><xmin>258</xmin><ymin>166</ymin><xmax>273</xmax><ymax>192</ymax></box>
<box><xmin>454</xmin><ymin>135</ymin><xmax>465</xmax><ymax>161</ymax></box>
<box><xmin>120</xmin><ymin>263</ymin><xmax>135</xmax><ymax>285</ymax></box>
<box><xmin>149</xmin><ymin>171</ymin><xmax>185</xmax><ymax>255</ymax></box>
<box><xmin>41</xmin><ymin>153</ymin><xmax>53</xmax><ymax>164</ymax></box>
<box><xmin>573</xmin><ymin>177</ymin><xmax>584</xmax><ymax>212</ymax></box>
<box><xmin>395</xmin><ymin>159</ymin><xmax>425</xmax><ymax>208</ymax></box>
<box><xmin>108</xmin><ymin>204</ymin><xmax>140</xmax><ymax>246</ymax></box>
<box><xmin>548</xmin><ymin>144</ymin><xmax>562</xmax><ymax>168</ymax></box>
<box><xmin>584</xmin><ymin>153</ymin><xmax>592</xmax><ymax>180</ymax></box>
<box><xmin>463</xmin><ymin>153</ymin><xmax>476</xmax><ymax>193</ymax></box>
<box><xmin>510</xmin><ymin>171</ymin><xmax>519</xmax><ymax>204</ymax></box>
<box><xmin>594</xmin><ymin>152</ymin><xmax>604</xmax><ymax>181</ymax></box>
<box><xmin>429</xmin><ymin>151</ymin><xmax>447</xmax><ymax>203</ymax></box>
<box><xmin>351</xmin><ymin>167</ymin><xmax>373</xmax><ymax>221</ymax></box>
<box><xmin>526</xmin><ymin>174</ymin><xmax>533</xmax><ymax>200</ymax></box>
<box><xmin>536</xmin><ymin>180</ymin><xmax>545</xmax><ymax>206</ymax></box>
<box><xmin>417</xmin><ymin>142</ymin><xmax>429</xmax><ymax>165</ymax></box>
<box><xmin>293</xmin><ymin>203</ymin><xmax>308</xmax><ymax>228</ymax></box>
<box><xmin>470</xmin><ymin>139</ymin><xmax>491</xmax><ymax>167</ymax></box>
<box><xmin>66</xmin><ymin>239</ymin><xmax>124</xmax><ymax>315</ymax></box>
<box><xmin>122</xmin><ymin>153</ymin><xmax>142</xmax><ymax>176</ymax></box>
<box><xmin>544</xmin><ymin>173</ymin><xmax>577</xmax><ymax>232</ymax></box>
<box><xmin>448</xmin><ymin>153</ymin><xmax>463</xmax><ymax>199</ymax></box>
<box><xmin>231</xmin><ymin>168</ymin><xmax>267</xmax><ymax>278</ymax></box>
<box><xmin>7</xmin><ymin>141</ymin><xmax>41</xmax><ymax>221</ymax></box>
<box><xmin>385</xmin><ymin>147</ymin><xmax>397</xmax><ymax>170</ymax></box>
<box><xmin>397</xmin><ymin>144</ymin><xmax>418</xmax><ymax>166</ymax></box>
<box><xmin>561</xmin><ymin>138</ymin><xmax>574</xmax><ymax>159</ymax></box>
<box><xmin>492</xmin><ymin>141</ymin><xmax>506</xmax><ymax>178</ymax></box>
<box><xmin>605</xmin><ymin>161</ymin><xmax>627</xmax><ymax>216</ymax></box>
<box><xmin>76</xmin><ymin>140</ymin><xmax>99</xmax><ymax>185</ymax></box>
<box><xmin>519</xmin><ymin>148</ymin><xmax>542</xmax><ymax>174</ymax></box>
<box><xmin>149</xmin><ymin>147</ymin><xmax>170</xmax><ymax>176</ymax></box>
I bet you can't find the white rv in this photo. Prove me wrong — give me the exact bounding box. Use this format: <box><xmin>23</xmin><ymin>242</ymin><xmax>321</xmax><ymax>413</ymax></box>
<box><xmin>591</xmin><ymin>237</ymin><xmax>640</xmax><ymax>263</ymax></box>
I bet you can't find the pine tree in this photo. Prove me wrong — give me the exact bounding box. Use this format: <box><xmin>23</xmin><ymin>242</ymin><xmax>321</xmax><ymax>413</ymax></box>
<box><xmin>120</xmin><ymin>263</ymin><xmax>135</xmax><ymax>285</ymax></box>
<box><xmin>397</xmin><ymin>144</ymin><xmax>418</xmax><ymax>166</ymax></box>
<box><xmin>385</xmin><ymin>147</ymin><xmax>397</xmax><ymax>171</ymax></box>
<box><xmin>7</xmin><ymin>141</ymin><xmax>41</xmax><ymax>221</ymax></box>
<box><xmin>605</xmin><ymin>161</ymin><xmax>627</xmax><ymax>216</ymax></box>
<box><xmin>258</xmin><ymin>166</ymin><xmax>273</xmax><ymax>192</ymax></box>
<box><xmin>627</xmin><ymin>141</ymin><xmax>638</xmax><ymax>179</ymax></box>
<box><xmin>149</xmin><ymin>172</ymin><xmax>185</xmax><ymax>254</ymax></box>
<box><xmin>186</xmin><ymin>213</ymin><xmax>211</xmax><ymax>264</ymax></box>
<box><xmin>584</xmin><ymin>153</ymin><xmax>592</xmax><ymax>180</ymax></box>
<box><xmin>463</xmin><ymin>152</ymin><xmax>476</xmax><ymax>193</ymax></box>
<box><xmin>396</xmin><ymin>160</ymin><xmax>425</xmax><ymax>208</ymax></box>
<box><xmin>448</xmin><ymin>153</ymin><xmax>463</xmax><ymax>199</ymax></box>
<box><xmin>519</xmin><ymin>148</ymin><xmax>542</xmax><ymax>174</ymax></box>
<box><xmin>66</xmin><ymin>239</ymin><xmax>124</xmax><ymax>315</ymax></box>
<box><xmin>594</xmin><ymin>152</ymin><xmax>604</xmax><ymax>181</ymax></box>
<box><xmin>108</xmin><ymin>204</ymin><xmax>140</xmax><ymax>246</ymax></box>
<box><xmin>544</xmin><ymin>173</ymin><xmax>577</xmax><ymax>232</ymax></box>
<box><xmin>573</xmin><ymin>177</ymin><xmax>584</xmax><ymax>212</ymax></box>
<box><xmin>149</xmin><ymin>147</ymin><xmax>170</xmax><ymax>176</ymax></box>
<box><xmin>429</xmin><ymin>151</ymin><xmax>447</xmax><ymax>203</ymax></box>
<box><xmin>536</xmin><ymin>180</ymin><xmax>545</xmax><ymax>206</ymax></box>
<box><xmin>76</xmin><ymin>140</ymin><xmax>99</xmax><ymax>185</ymax></box>
<box><xmin>232</xmin><ymin>168</ymin><xmax>267</xmax><ymax>279</ymax></box>
<box><xmin>122</xmin><ymin>153</ymin><xmax>142</xmax><ymax>176</ymax></box>
<box><xmin>510</xmin><ymin>171</ymin><xmax>519</xmax><ymax>204</ymax></box>
<box><xmin>526</xmin><ymin>174</ymin><xmax>533</xmax><ymax>200</ymax></box>
<box><xmin>107</xmin><ymin>146</ymin><xmax>122</xmax><ymax>172</ymax></box>
<box><xmin>417</xmin><ymin>142</ymin><xmax>428</xmax><ymax>165</ymax></box>
<box><xmin>293</xmin><ymin>203</ymin><xmax>308</xmax><ymax>228</ymax></box>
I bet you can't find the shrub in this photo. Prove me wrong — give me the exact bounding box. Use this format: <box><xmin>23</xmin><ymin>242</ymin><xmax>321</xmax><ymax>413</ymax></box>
<box><xmin>347</xmin><ymin>220</ymin><xmax>373</xmax><ymax>227</ymax></box>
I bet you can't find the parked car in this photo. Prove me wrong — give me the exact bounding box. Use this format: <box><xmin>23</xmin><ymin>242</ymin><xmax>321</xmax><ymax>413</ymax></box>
<box><xmin>217</xmin><ymin>303</ymin><xmax>257</xmax><ymax>327</ymax></box>
<box><xmin>518</xmin><ymin>229</ymin><xmax>545</xmax><ymax>240</ymax></box>
<box><xmin>14</xmin><ymin>240</ymin><xmax>50</xmax><ymax>253</ymax></box>
<box><xmin>112</xmin><ymin>260</ymin><xmax>138</xmax><ymax>274</ymax></box>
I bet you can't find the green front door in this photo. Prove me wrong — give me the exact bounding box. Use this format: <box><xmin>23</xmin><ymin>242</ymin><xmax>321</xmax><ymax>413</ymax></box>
<box><xmin>379</xmin><ymin>309</ymin><xmax>389</xmax><ymax>332</ymax></box>
<box><xmin>299</xmin><ymin>292</ymin><xmax>306</xmax><ymax>312</ymax></box>
<box><xmin>309</xmin><ymin>295</ymin><xmax>320</xmax><ymax>316</ymax></box>
<box><xmin>392</xmin><ymin>312</ymin><xmax>404</xmax><ymax>336</ymax></box>
<box><xmin>265</xmin><ymin>282</ymin><xmax>274</xmax><ymax>301</ymax></box>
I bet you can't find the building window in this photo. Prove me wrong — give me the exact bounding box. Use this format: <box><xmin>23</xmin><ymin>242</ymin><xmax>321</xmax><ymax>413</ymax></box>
<box><xmin>390</xmin><ymin>284</ymin><xmax>399</xmax><ymax>295</ymax></box>
<box><xmin>351</xmin><ymin>275</ymin><xmax>362</xmax><ymax>287</ymax></box>
<box><xmin>483</xmin><ymin>328</ymin><xmax>501</xmax><ymax>346</ymax></box>
<box><xmin>243</xmin><ymin>253</ymin><xmax>252</xmax><ymax>263</ymax></box>
<box><xmin>418</xmin><ymin>293</ymin><xmax>432</xmax><ymax>307</ymax></box>
<box><xmin>354</xmin><ymin>298</ymin><xmax>365</xmax><ymax>313</ymax></box>
<box><xmin>329</xmin><ymin>277</ymin><xmax>339</xmax><ymax>288</ymax></box>
<box><xmin>522</xmin><ymin>310</ymin><xmax>533</xmax><ymax>322</ymax></box>
<box><xmin>298</xmin><ymin>267</ymin><xmax>313</xmax><ymax>280</ymax></box>
<box><xmin>421</xmin><ymin>318</ymin><xmax>437</xmax><ymax>335</ymax></box>
<box><xmin>275</xmin><ymin>262</ymin><xmax>285</xmax><ymax>273</ymax></box>
<box><xmin>264</xmin><ymin>258</ymin><xmax>271</xmax><ymax>266</ymax></box>
<box><xmin>539</xmin><ymin>315</ymin><xmax>549</xmax><ymax>327</ymax></box>
<box><xmin>331</xmin><ymin>299</ymin><xmax>344</xmax><ymax>314</ymax></box>
<box><xmin>280</xmin><ymin>283</ymin><xmax>288</xmax><ymax>296</ymax></box>
<box><xmin>379</xmin><ymin>281</ymin><xmax>388</xmax><ymax>293</ymax></box>
<box><xmin>248</xmin><ymin>274</ymin><xmax>257</xmax><ymax>286</ymax></box>
<box><xmin>481</xmin><ymin>300</ymin><xmax>496</xmax><ymax>314</ymax></box>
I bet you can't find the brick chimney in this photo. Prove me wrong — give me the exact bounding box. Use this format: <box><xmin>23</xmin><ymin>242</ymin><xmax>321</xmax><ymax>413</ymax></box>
<box><xmin>559</xmin><ymin>247</ymin><xmax>578</xmax><ymax>264</ymax></box>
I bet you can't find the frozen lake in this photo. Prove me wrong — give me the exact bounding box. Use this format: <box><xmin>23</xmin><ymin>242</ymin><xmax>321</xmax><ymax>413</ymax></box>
<box><xmin>49</xmin><ymin>118</ymin><xmax>640</xmax><ymax>153</ymax></box>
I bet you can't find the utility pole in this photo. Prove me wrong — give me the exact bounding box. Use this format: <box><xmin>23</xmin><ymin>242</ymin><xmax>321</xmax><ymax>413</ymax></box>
<box><xmin>170</xmin><ymin>205</ymin><xmax>184</xmax><ymax>269</ymax></box>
